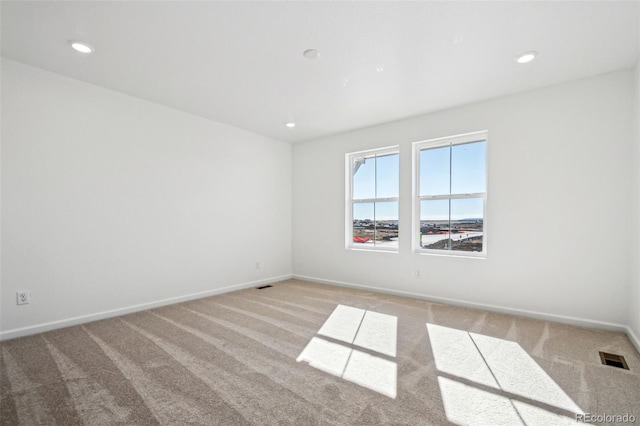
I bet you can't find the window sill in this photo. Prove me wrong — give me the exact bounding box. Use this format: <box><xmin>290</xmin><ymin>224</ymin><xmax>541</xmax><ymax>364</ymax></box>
<box><xmin>347</xmin><ymin>246</ymin><xmax>399</xmax><ymax>254</ymax></box>
<box><xmin>416</xmin><ymin>250</ymin><xmax>486</xmax><ymax>259</ymax></box>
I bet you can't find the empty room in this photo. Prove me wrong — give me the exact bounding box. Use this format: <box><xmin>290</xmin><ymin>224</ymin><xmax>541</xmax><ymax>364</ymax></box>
<box><xmin>1</xmin><ymin>1</ymin><xmax>639</xmax><ymax>425</ymax></box>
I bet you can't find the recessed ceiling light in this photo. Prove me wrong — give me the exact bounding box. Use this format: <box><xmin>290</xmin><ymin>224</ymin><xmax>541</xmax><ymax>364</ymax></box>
<box><xmin>516</xmin><ymin>51</ymin><xmax>537</xmax><ymax>64</ymax></box>
<box><xmin>285</xmin><ymin>122</ymin><xmax>296</xmax><ymax>128</ymax></box>
<box><xmin>69</xmin><ymin>40</ymin><xmax>94</xmax><ymax>54</ymax></box>
<box><xmin>303</xmin><ymin>49</ymin><xmax>319</xmax><ymax>60</ymax></box>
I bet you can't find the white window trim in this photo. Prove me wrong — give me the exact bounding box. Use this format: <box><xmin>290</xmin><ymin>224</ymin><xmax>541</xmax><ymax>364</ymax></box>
<box><xmin>412</xmin><ymin>131</ymin><xmax>488</xmax><ymax>257</ymax></box>
<box><xmin>346</xmin><ymin>145</ymin><xmax>400</xmax><ymax>252</ymax></box>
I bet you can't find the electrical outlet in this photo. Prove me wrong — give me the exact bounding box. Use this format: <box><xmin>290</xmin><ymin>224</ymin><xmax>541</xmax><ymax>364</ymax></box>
<box><xmin>415</xmin><ymin>269</ymin><xmax>421</xmax><ymax>279</ymax></box>
<box><xmin>17</xmin><ymin>290</ymin><xmax>30</xmax><ymax>305</ymax></box>
<box><xmin>256</xmin><ymin>261</ymin><xmax>261</xmax><ymax>270</ymax></box>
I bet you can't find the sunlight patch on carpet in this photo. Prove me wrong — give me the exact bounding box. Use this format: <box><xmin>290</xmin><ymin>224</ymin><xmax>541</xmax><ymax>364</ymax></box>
<box><xmin>343</xmin><ymin>349</ymin><xmax>397</xmax><ymax>398</ymax></box>
<box><xmin>353</xmin><ymin>310</ymin><xmax>398</xmax><ymax>357</ymax></box>
<box><xmin>427</xmin><ymin>323</ymin><xmax>583</xmax><ymax>425</ymax></box>
<box><xmin>317</xmin><ymin>305</ymin><xmax>365</xmax><ymax>344</ymax></box>
<box><xmin>296</xmin><ymin>337</ymin><xmax>352</xmax><ymax>377</ymax></box>
<box><xmin>297</xmin><ymin>304</ymin><xmax>397</xmax><ymax>398</ymax></box>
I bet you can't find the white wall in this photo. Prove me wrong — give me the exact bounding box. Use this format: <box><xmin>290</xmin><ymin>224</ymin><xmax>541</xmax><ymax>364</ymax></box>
<box><xmin>1</xmin><ymin>59</ymin><xmax>292</xmax><ymax>338</ymax></box>
<box><xmin>630</xmin><ymin>61</ymin><xmax>640</xmax><ymax>346</ymax></box>
<box><xmin>293</xmin><ymin>69</ymin><xmax>636</xmax><ymax>328</ymax></box>
<box><xmin>2</xmin><ymin>57</ymin><xmax>637</xmax><ymax>341</ymax></box>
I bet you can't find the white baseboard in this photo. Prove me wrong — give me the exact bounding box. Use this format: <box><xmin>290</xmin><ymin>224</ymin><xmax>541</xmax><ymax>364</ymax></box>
<box><xmin>5</xmin><ymin>273</ymin><xmax>639</xmax><ymax>355</ymax></box>
<box><xmin>0</xmin><ymin>274</ymin><xmax>292</xmax><ymax>341</ymax></box>
<box><xmin>625</xmin><ymin>326</ymin><xmax>640</xmax><ymax>354</ymax></box>
<box><xmin>292</xmin><ymin>274</ymin><xmax>633</xmax><ymax>337</ymax></box>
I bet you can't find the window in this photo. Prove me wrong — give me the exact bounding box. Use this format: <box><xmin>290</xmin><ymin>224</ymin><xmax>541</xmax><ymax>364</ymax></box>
<box><xmin>346</xmin><ymin>146</ymin><xmax>399</xmax><ymax>250</ymax></box>
<box><xmin>414</xmin><ymin>131</ymin><xmax>487</xmax><ymax>256</ymax></box>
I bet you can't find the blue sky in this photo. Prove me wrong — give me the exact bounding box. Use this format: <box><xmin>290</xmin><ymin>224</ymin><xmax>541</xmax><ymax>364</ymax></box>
<box><xmin>420</xmin><ymin>198</ymin><xmax>484</xmax><ymax>221</ymax></box>
<box><xmin>353</xmin><ymin>141</ymin><xmax>485</xmax><ymax>221</ymax></box>
<box><xmin>353</xmin><ymin>153</ymin><xmax>399</xmax><ymax>221</ymax></box>
<box><xmin>353</xmin><ymin>153</ymin><xmax>399</xmax><ymax>200</ymax></box>
<box><xmin>419</xmin><ymin>141</ymin><xmax>485</xmax><ymax>220</ymax></box>
<box><xmin>353</xmin><ymin>202</ymin><xmax>398</xmax><ymax>222</ymax></box>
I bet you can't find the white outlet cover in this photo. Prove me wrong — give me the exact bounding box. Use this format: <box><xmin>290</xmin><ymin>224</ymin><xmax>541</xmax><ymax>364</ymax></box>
<box><xmin>17</xmin><ymin>291</ymin><xmax>30</xmax><ymax>305</ymax></box>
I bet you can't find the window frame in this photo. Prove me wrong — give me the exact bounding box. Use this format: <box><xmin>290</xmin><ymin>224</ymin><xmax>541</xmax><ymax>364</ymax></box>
<box><xmin>412</xmin><ymin>131</ymin><xmax>488</xmax><ymax>257</ymax></box>
<box><xmin>346</xmin><ymin>145</ymin><xmax>400</xmax><ymax>252</ymax></box>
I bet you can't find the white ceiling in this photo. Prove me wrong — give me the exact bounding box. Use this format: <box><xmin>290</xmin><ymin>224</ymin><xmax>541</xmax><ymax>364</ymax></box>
<box><xmin>2</xmin><ymin>1</ymin><xmax>639</xmax><ymax>143</ymax></box>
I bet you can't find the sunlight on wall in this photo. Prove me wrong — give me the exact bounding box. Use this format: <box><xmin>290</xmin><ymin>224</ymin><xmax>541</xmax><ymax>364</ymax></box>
<box><xmin>297</xmin><ymin>305</ymin><xmax>397</xmax><ymax>398</ymax></box>
<box><xmin>427</xmin><ymin>323</ymin><xmax>583</xmax><ymax>425</ymax></box>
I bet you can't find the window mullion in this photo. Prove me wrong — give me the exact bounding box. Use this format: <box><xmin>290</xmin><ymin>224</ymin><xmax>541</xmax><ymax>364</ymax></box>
<box><xmin>448</xmin><ymin>142</ymin><xmax>452</xmax><ymax>251</ymax></box>
<box><xmin>373</xmin><ymin>201</ymin><xmax>377</xmax><ymax>247</ymax></box>
<box><xmin>374</xmin><ymin>154</ymin><xmax>378</xmax><ymax>199</ymax></box>
<box><xmin>448</xmin><ymin>142</ymin><xmax>452</xmax><ymax>196</ymax></box>
<box><xmin>374</xmin><ymin>155</ymin><xmax>378</xmax><ymax>246</ymax></box>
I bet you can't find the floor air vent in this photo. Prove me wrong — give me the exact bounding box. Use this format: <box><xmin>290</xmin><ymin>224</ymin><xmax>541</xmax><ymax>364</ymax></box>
<box><xmin>599</xmin><ymin>352</ymin><xmax>629</xmax><ymax>370</ymax></box>
<box><xmin>256</xmin><ymin>285</ymin><xmax>273</xmax><ymax>290</ymax></box>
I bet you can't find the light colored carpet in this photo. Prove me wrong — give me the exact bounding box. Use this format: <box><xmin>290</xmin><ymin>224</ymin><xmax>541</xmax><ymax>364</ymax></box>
<box><xmin>1</xmin><ymin>279</ymin><xmax>638</xmax><ymax>425</ymax></box>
